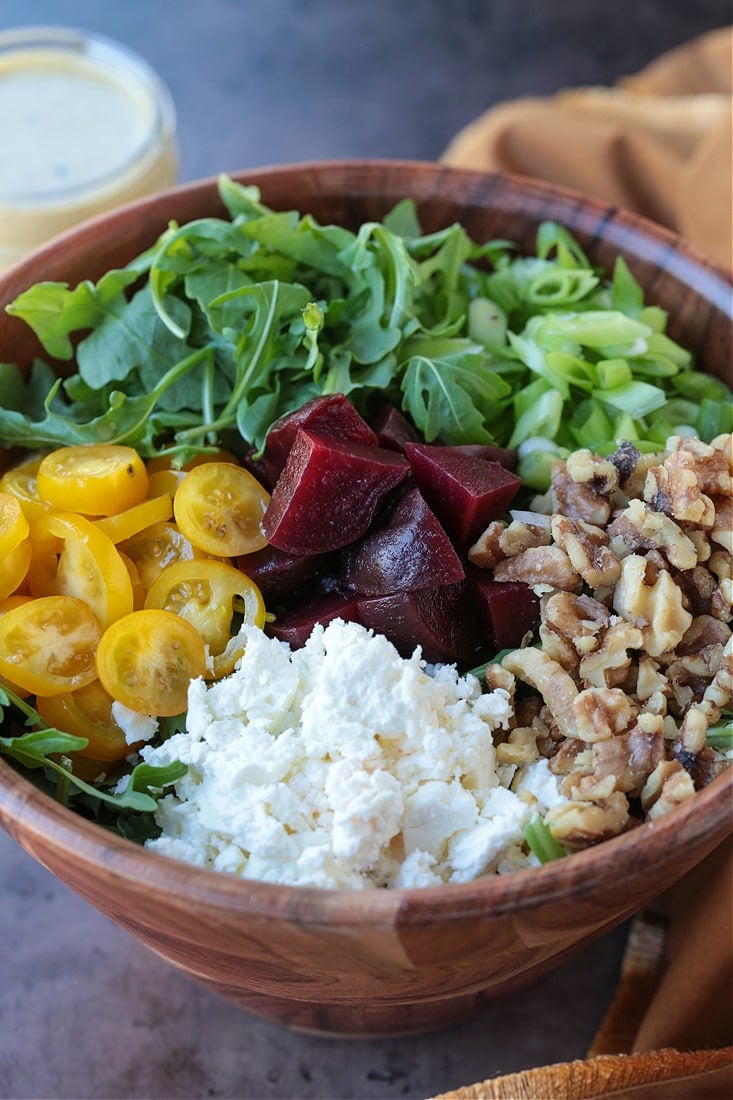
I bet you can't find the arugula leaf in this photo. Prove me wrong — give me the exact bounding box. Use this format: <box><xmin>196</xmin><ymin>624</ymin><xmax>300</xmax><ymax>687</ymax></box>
<box><xmin>1</xmin><ymin>179</ymin><xmax>729</xmax><ymax>484</ymax></box>
<box><xmin>0</xmin><ymin>686</ymin><xmax>186</xmax><ymax>817</ymax></box>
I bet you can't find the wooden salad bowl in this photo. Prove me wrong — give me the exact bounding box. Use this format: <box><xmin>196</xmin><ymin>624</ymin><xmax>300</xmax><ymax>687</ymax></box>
<box><xmin>0</xmin><ymin>161</ymin><xmax>731</xmax><ymax>1036</ymax></box>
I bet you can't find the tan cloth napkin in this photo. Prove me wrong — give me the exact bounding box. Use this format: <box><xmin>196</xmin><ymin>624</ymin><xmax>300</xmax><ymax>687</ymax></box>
<box><xmin>442</xmin><ymin>26</ymin><xmax>733</xmax><ymax>269</ymax></box>
<box><xmin>435</xmin><ymin>27</ymin><xmax>733</xmax><ymax>1100</ymax></box>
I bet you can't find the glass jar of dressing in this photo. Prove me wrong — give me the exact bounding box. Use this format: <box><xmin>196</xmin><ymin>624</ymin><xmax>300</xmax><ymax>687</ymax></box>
<box><xmin>0</xmin><ymin>26</ymin><xmax>178</xmax><ymax>271</ymax></box>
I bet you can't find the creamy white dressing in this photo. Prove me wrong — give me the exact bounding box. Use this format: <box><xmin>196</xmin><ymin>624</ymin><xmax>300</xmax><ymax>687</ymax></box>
<box><xmin>0</xmin><ymin>29</ymin><xmax>177</xmax><ymax>270</ymax></box>
<box><xmin>0</xmin><ymin>50</ymin><xmax>154</xmax><ymax>200</ymax></box>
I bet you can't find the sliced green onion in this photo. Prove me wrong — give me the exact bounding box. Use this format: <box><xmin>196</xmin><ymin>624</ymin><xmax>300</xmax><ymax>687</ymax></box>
<box><xmin>509</xmin><ymin>387</ymin><xmax>563</xmax><ymax>447</ymax></box>
<box><xmin>707</xmin><ymin>720</ymin><xmax>733</xmax><ymax>751</ymax></box>
<box><xmin>596</xmin><ymin>358</ymin><xmax>632</xmax><ymax>389</ymax></box>
<box><xmin>638</xmin><ymin>305</ymin><xmax>668</xmax><ymax>333</ymax></box>
<box><xmin>523</xmin><ymin>814</ymin><xmax>567</xmax><ymax>863</ymax></box>
<box><xmin>468</xmin><ymin>297</ymin><xmax>507</xmax><ymax>347</ymax></box>
<box><xmin>569</xmin><ymin>399</ymin><xmax>613</xmax><ymax>448</ymax></box>
<box><xmin>601</xmin><ymin>380</ymin><xmax>667</xmax><ymax>418</ymax></box>
<box><xmin>697</xmin><ymin>397</ymin><xmax>733</xmax><ymax>441</ymax></box>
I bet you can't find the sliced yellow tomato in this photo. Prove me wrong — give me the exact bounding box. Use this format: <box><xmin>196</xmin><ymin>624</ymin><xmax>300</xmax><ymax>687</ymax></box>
<box><xmin>96</xmin><ymin>608</ymin><xmax>206</xmax><ymax>717</ymax></box>
<box><xmin>119</xmin><ymin>552</ymin><xmax>146</xmax><ymax>611</ymax></box>
<box><xmin>0</xmin><ymin>593</ymin><xmax>33</xmax><ymax>697</ymax></box>
<box><xmin>173</xmin><ymin>462</ymin><xmax>269</xmax><ymax>557</ymax></box>
<box><xmin>147</xmin><ymin>468</ymin><xmax>187</xmax><ymax>499</ymax></box>
<box><xmin>0</xmin><ymin>454</ymin><xmax>53</xmax><ymax>524</ymax></box>
<box><xmin>37</xmin><ymin>444</ymin><xmax>149</xmax><ymax>516</ymax></box>
<box><xmin>27</xmin><ymin>512</ymin><xmax>133</xmax><ymax>629</ymax></box>
<box><xmin>94</xmin><ymin>493</ymin><xmax>173</xmax><ymax>543</ymax></box>
<box><xmin>0</xmin><ymin>536</ymin><xmax>32</xmax><ymax>600</ymax></box>
<box><xmin>0</xmin><ymin>594</ymin><xmax>101</xmax><ymax>696</ymax></box>
<box><xmin>36</xmin><ymin>681</ymin><xmax>133</xmax><ymax>762</ymax></box>
<box><xmin>0</xmin><ymin>492</ymin><xmax>30</xmax><ymax>556</ymax></box>
<box><xmin>120</xmin><ymin>521</ymin><xmax>209</xmax><ymax>592</ymax></box>
<box><xmin>144</xmin><ymin>559</ymin><xmax>266</xmax><ymax>679</ymax></box>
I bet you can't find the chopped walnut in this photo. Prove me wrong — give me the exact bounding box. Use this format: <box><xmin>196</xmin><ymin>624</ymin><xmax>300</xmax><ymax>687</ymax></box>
<box><xmin>710</xmin><ymin>496</ymin><xmax>733</xmax><ymax>554</ymax></box>
<box><xmin>548</xmin><ymin>738</ymin><xmax>593</xmax><ymax>775</ymax></box>
<box><xmin>571</xmin><ymin>686</ymin><xmax>635</xmax><ymax>742</ymax></box>
<box><xmin>495</xmin><ymin>726</ymin><xmax>540</xmax><ymax>766</ymax></box>
<box><xmin>551</xmin><ymin>514</ymin><xmax>621</xmax><ymax>588</ymax></box>
<box><xmin>484</xmin><ymin>662</ymin><xmax>516</xmax><ymax>702</ymax></box>
<box><xmin>677</xmin><ymin>614</ymin><xmax>731</xmax><ymax>656</ymax></box>
<box><xmin>670</xmin><ymin>435</ymin><xmax>732</xmax><ymax>496</ymax></box>
<box><xmin>502</xmin><ymin>649</ymin><xmax>579</xmax><ymax>739</ymax></box>
<box><xmin>544</xmin><ymin>791</ymin><xmax>629</xmax><ymax>850</ymax></box>
<box><xmin>468</xmin><ymin>517</ymin><xmax>554</xmax><ymax>569</ymax></box>
<box><xmin>608</xmin><ymin>499</ymin><xmax>697</xmax><ymax>570</ymax></box>
<box><xmin>591</xmin><ymin>713</ymin><xmax>665</xmax><ymax>796</ymax></box>
<box><xmin>578</xmin><ymin>619</ymin><xmax>644</xmax><ymax>689</ymax></box>
<box><xmin>467</xmin><ymin>521</ymin><xmax>506</xmax><ymax>569</ymax></box>
<box><xmin>644</xmin><ymin>449</ymin><xmax>716</xmax><ymax>526</ymax></box>
<box><xmin>550</xmin><ymin>460</ymin><xmax>612</xmax><ymax>526</ymax></box>
<box><xmin>641</xmin><ymin>760</ymin><xmax>696</xmax><ymax>820</ymax></box>
<box><xmin>539</xmin><ymin>591</ymin><xmax>609</xmax><ymax>670</ymax></box>
<box><xmin>566</xmin><ymin>448</ymin><xmax>620</xmax><ymax>495</ymax></box>
<box><xmin>711</xmin><ymin>578</ymin><xmax>733</xmax><ymax>622</ymax></box>
<box><xmin>561</xmin><ymin>773</ymin><xmax>617</xmax><ymax>802</ymax></box>
<box><xmin>612</xmin><ymin>554</ymin><xmax>692</xmax><ymax>656</ymax></box>
<box><xmin>493</xmin><ymin>545</ymin><xmax>581</xmax><ymax>592</ymax></box>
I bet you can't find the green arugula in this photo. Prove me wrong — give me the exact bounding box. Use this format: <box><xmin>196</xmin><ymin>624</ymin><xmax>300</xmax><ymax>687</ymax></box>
<box><xmin>1</xmin><ymin>174</ymin><xmax>730</xmax><ymax>484</ymax></box>
<box><xmin>0</xmin><ymin>687</ymin><xmax>186</xmax><ymax>832</ymax></box>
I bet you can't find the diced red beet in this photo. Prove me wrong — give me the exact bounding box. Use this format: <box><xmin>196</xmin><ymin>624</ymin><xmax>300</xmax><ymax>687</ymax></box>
<box><xmin>369</xmin><ymin>403</ymin><xmax>420</xmax><ymax>453</ymax></box>
<box><xmin>341</xmin><ymin>488</ymin><xmax>464</xmax><ymax>595</ymax></box>
<box><xmin>237</xmin><ymin>544</ymin><xmax>330</xmax><ymax>603</ymax></box>
<box><xmin>404</xmin><ymin>442</ymin><xmax>521</xmax><ymax>549</ymax></box>
<box><xmin>266</xmin><ymin>590</ymin><xmax>362</xmax><ymax>648</ymax></box>
<box><xmin>262</xmin><ymin>430</ymin><xmax>410</xmax><ymax>554</ymax></box>
<box><xmin>448</xmin><ymin>443</ymin><xmax>518</xmax><ymax>473</ymax></box>
<box><xmin>469</xmin><ymin>570</ymin><xmax>540</xmax><ymax>649</ymax></box>
<box><xmin>262</xmin><ymin>394</ymin><xmax>378</xmax><ymax>483</ymax></box>
<box><xmin>357</xmin><ymin>581</ymin><xmax>481</xmax><ymax>665</ymax></box>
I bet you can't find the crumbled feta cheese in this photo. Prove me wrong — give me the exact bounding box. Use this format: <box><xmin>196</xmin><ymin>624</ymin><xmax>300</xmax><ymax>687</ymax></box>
<box><xmin>142</xmin><ymin>620</ymin><xmax>534</xmax><ymax>890</ymax></box>
<box><xmin>515</xmin><ymin>757</ymin><xmax>568</xmax><ymax>812</ymax></box>
<box><xmin>111</xmin><ymin>701</ymin><xmax>159</xmax><ymax>745</ymax></box>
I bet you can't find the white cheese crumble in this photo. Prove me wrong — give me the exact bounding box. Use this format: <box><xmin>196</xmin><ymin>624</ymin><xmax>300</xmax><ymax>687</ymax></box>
<box><xmin>141</xmin><ymin>619</ymin><xmax>555</xmax><ymax>890</ymax></box>
<box><xmin>110</xmin><ymin>701</ymin><xmax>159</xmax><ymax>745</ymax></box>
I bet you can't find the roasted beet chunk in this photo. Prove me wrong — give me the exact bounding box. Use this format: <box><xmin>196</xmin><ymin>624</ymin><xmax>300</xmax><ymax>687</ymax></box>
<box><xmin>369</xmin><ymin>403</ymin><xmax>420</xmax><ymax>453</ymax></box>
<box><xmin>404</xmin><ymin>442</ymin><xmax>521</xmax><ymax>549</ymax></box>
<box><xmin>357</xmin><ymin>581</ymin><xmax>481</xmax><ymax>664</ymax></box>
<box><xmin>341</xmin><ymin>488</ymin><xmax>464</xmax><ymax>595</ymax></box>
<box><xmin>262</xmin><ymin>393</ymin><xmax>378</xmax><ymax>483</ymax></box>
<box><xmin>448</xmin><ymin>443</ymin><xmax>518</xmax><ymax>473</ymax></box>
<box><xmin>266</xmin><ymin>591</ymin><xmax>362</xmax><ymax>648</ymax></box>
<box><xmin>237</xmin><ymin>544</ymin><xmax>329</xmax><ymax>603</ymax></box>
<box><xmin>262</xmin><ymin>430</ymin><xmax>410</xmax><ymax>554</ymax></box>
<box><xmin>469</xmin><ymin>571</ymin><xmax>539</xmax><ymax>649</ymax></box>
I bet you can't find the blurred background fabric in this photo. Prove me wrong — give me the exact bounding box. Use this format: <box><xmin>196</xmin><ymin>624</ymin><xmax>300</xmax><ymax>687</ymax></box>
<box><xmin>442</xmin><ymin>26</ymin><xmax>733</xmax><ymax>268</ymax></box>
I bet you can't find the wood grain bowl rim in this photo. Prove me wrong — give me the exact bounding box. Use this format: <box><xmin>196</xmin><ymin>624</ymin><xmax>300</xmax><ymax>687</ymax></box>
<box><xmin>0</xmin><ymin>159</ymin><xmax>731</xmax><ymax>926</ymax></box>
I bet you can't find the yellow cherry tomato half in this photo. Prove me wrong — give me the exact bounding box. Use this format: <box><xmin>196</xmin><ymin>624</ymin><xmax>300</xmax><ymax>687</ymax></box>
<box><xmin>120</xmin><ymin>521</ymin><xmax>210</xmax><ymax>593</ymax></box>
<box><xmin>37</xmin><ymin>444</ymin><xmax>149</xmax><ymax>516</ymax></box>
<box><xmin>0</xmin><ymin>454</ymin><xmax>53</xmax><ymax>524</ymax></box>
<box><xmin>144</xmin><ymin>559</ymin><xmax>266</xmax><ymax>679</ymax></box>
<box><xmin>173</xmin><ymin>462</ymin><xmax>269</xmax><ymax>557</ymax></box>
<box><xmin>0</xmin><ymin>594</ymin><xmax>101</xmax><ymax>696</ymax></box>
<box><xmin>36</xmin><ymin>680</ymin><xmax>136</xmax><ymax>762</ymax></box>
<box><xmin>96</xmin><ymin>608</ymin><xmax>206</xmax><ymax>717</ymax></box>
<box><xmin>0</xmin><ymin>536</ymin><xmax>31</xmax><ymax>601</ymax></box>
<box><xmin>0</xmin><ymin>492</ymin><xmax>30</xmax><ymax>556</ymax></box>
<box><xmin>94</xmin><ymin>493</ymin><xmax>173</xmax><ymax>544</ymax></box>
<box><xmin>147</xmin><ymin>468</ymin><xmax>188</xmax><ymax>499</ymax></box>
<box><xmin>119</xmin><ymin>552</ymin><xmax>146</xmax><ymax>611</ymax></box>
<box><xmin>27</xmin><ymin>512</ymin><xmax>133</xmax><ymax>630</ymax></box>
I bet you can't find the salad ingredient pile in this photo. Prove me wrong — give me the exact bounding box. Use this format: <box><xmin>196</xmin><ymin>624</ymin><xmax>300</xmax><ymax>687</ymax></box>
<box><xmin>0</xmin><ymin>177</ymin><xmax>730</xmax><ymax>880</ymax></box>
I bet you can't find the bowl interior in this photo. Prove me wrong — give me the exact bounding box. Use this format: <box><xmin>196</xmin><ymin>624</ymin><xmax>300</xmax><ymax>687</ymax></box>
<box><xmin>0</xmin><ymin>160</ymin><xmax>730</xmax><ymax>1034</ymax></box>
